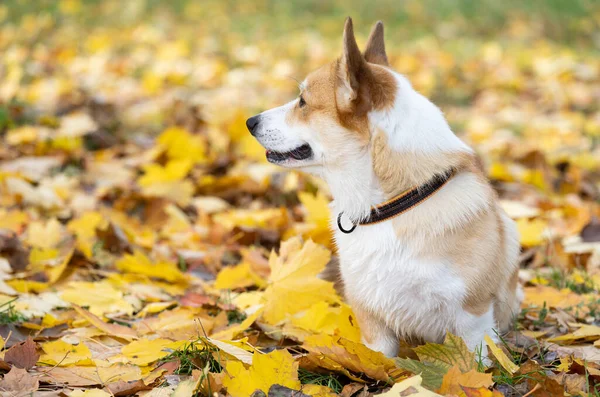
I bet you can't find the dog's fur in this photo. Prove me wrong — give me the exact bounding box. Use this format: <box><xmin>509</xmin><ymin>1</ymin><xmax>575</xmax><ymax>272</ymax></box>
<box><xmin>247</xmin><ymin>18</ymin><xmax>522</xmax><ymax>357</ymax></box>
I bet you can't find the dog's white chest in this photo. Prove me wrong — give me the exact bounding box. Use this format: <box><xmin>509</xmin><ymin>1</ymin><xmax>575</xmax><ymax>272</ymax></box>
<box><xmin>334</xmin><ymin>220</ymin><xmax>467</xmax><ymax>342</ymax></box>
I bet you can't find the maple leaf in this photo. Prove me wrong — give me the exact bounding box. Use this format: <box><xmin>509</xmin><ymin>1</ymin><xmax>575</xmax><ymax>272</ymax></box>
<box><xmin>4</xmin><ymin>338</ymin><xmax>39</xmax><ymax>370</ymax></box>
<box><xmin>413</xmin><ymin>332</ymin><xmax>477</xmax><ymax>373</ymax></box>
<box><xmin>156</xmin><ymin>126</ymin><xmax>206</xmax><ymax>164</ymax></box>
<box><xmin>285</xmin><ymin>301</ymin><xmax>361</xmax><ymax>342</ymax></box>
<box><xmin>121</xmin><ymin>338</ymin><xmax>186</xmax><ymax>366</ymax></box>
<box><xmin>261</xmin><ymin>238</ymin><xmax>339</xmax><ymax>325</ymax></box>
<box><xmin>303</xmin><ymin>334</ymin><xmax>405</xmax><ymax>382</ymax></box>
<box><xmin>222</xmin><ymin>349</ymin><xmax>301</xmax><ymax>397</ymax></box>
<box><xmin>0</xmin><ymin>366</ymin><xmax>39</xmax><ymax>396</ymax></box>
<box><xmin>115</xmin><ymin>250</ymin><xmax>187</xmax><ymax>283</ymax></box>
<box><xmin>60</xmin><ymin>280</ymin><xmax>134</xmax><ymax>316</ymax></box>
<box><xmin>214</xmin><ymin>261</ymin><xmax>267</xmax><ymax>290</ymax></box>
<box><xmin>38</xmin><ymin>339</ymin><xmax>94</xmax><ymax>366</ymax></box>
<box><xmin>438</xmin><ymin>366</ymin><xmax>493</xmax><ymax>397</ymax></box>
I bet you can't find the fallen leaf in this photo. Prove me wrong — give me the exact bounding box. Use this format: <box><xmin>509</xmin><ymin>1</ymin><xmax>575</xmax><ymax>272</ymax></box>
<box><xmin>106</xmin><ymin>379</ymin><xmax>152</xmax><ymax>396</ymax></box>
<box><xmin>60</xmin><ymin>281</ymin><xmax>134</xmax><ymax>316</ymax></box>
<box><xmin>171</xmin><ymin>377</ymin><xmax>201</xmax><ymax>397</ymax></box>
<box><xmin>438</xmin><ymin>366</ymin><xmax>493</xmax><ymax>397</ymax></box>
<box><xmin>35</xmin><ymin>364</ymin><xmax>142</xmax><ymax>386</ymax></box>
<box><xmin>72</xmin><ymin>304</ymin><xmax>138</xmax><ymax>340</ymax></box>
<box><xmin>0</xmin><ymin>366</ymin><xmax>40</xmax><ymax>396</ymax></box>
<box><xmin>262</xmin><ymin>238</ymin><xmax>339</xmax><ymax>324</ymax></box>
<box><xmin>516</xmin><ymin>218</ymin><xmax>548</xmax><ymax>247</ymax></box>
<box><xmin>414</xmin><ymin>333</ymin><xmax>477</xmax><ymax>373</ymax></box>
<box><xmin>214</xmin><ymin>261</ymin><xmax>267</xmax><ymax>290</ymax></box>
<box><xmin>395</xmin><ymin>357</ymin><xmax>448</xmax><ymax>390</ymax></box>
<box><xmin>116</xmin><ymin>250</ymin><xmax>187</xmax><ymax>283</ymax></box>
<box><xmin>222</xmin><ymin>349</ymin><xmax>301</xmax><ymax>397</ymax></box>
<box><xmin>4</xmin><ymin>337</ymin><xmax>39</xmax><ymax>370</ymax></box>
<box><xmin>121</xmin><ymin>338</ymin><xmax>184</xmax><ymax>366</ymax></box>
<box><xmin>461</xmin><ymin>386</ymin><xmax>504</xmax><ymax>397</ymax></box>
<box><xmin>548</xmin><ymin>324</ymin><xmax>600</xmax><ymax>345</ymax></box>
<box><xmin>303</xmin><ymin>334</ymin><xmax>404</xmax><ymax>382</ymax></box>
<box><xmin>377</xmin><ymin>375</ymin><xmax>442</xmax><ymax>396</ymax></box>
<box><xmin>70</xmin><ymin>390</ymin><xmax>112</xmax><ymax>397</ymax></box>
<box><xmin>38</xmin><ymin>339</ymin><xmax>94</xmax><ymax>366</ymax></box>
<box><xmin>484</xmin><ymin>335</ymin><xmax>518</xmax><ymax>374</ymax></box>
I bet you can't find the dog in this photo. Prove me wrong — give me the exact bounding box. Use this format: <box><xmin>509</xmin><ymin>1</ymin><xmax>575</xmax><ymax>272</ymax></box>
<box><xmin>246</xmin><ymin>18</ymin><xmax>522</xmax><ymax>357</ymax></box>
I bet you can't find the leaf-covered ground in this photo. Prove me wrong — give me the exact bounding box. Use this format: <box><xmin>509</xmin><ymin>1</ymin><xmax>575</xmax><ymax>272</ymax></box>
<box><xmin>1</xmin><ymin>1</ymin><xmax>600</xmax><ymax>396</ymax></box>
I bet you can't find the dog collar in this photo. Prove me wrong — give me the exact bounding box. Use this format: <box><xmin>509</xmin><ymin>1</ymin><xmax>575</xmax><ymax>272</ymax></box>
<box><xmin>336</xmin><ymin>169</ymin><xmax>456</xmax><ymax>234</ymax></box>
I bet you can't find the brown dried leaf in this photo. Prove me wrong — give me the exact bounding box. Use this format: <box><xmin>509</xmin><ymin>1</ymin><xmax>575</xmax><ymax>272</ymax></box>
<box><xmin>4</xmin><ymin>337</ymin><xmax>39</xmax><ymax>370</ymax></box>
<box><xmin>0</xmin><ymin>367</ymin><xmax>39</xmax><ymax>396</ymax></box>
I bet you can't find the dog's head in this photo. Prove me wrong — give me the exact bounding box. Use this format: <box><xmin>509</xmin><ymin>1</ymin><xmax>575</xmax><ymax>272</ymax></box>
<box><xmin>246</xmin><ymin>18</ymin><xmax>397</xmax><ymax>173</ymax></box>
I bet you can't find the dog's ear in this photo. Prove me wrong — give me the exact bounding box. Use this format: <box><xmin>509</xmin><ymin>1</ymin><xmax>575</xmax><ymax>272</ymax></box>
<box><xmin>337</xmin><ymin>17</ymin><xmax>365</xmax><ymax>110</ymax></box>
<box><xmin>364</xmin><ymin>21</ymin><xmax>388</xmax><ymax>66</ymax></box>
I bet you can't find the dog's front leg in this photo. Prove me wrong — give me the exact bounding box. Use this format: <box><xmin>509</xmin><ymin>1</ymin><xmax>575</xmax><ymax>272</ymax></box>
<box><xmin>353</xmin><ymin>305</ymin><xmax>399</xmax><ymax>357</ymax></box>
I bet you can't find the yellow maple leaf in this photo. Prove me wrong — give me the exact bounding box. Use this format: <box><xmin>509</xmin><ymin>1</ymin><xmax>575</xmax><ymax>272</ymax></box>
<box><xmin>115</xmin><ymin>250</ymin><xmax>187</xmax><ymax>283</ymax></box>
<box><xmin>438</xmin><ymin>366</ymin><xmax>493</xmax><ymax>397</ymax></box>
<box><xmin>222</xmin><ymin>349</ymin><xmax>301</xmax><ymax>397</ymax></box>
<box><xmin>261</xmin><ymin>238</ymin><xmax>338</xmax><ymax>324</ymax></box>
<box><xmin>39</xmin><ymin>339</ymin><xmax>94</xmax><ymax>366</ymax></box>
<box><xmin>60</xmin><ymin>280</ymin><xmax>134</xmax><ymax>316</ymax></box>
<box><xmin>214</xmin><ymin>262</ymin><xmax>267</xmax><ymax>290</ymax></box>
<box><xmin>157</xmin><ymin>126</ymin><xmax>206</xmax><ymax>163</ymax></box>
<box><xmin>212</xmin><ymin>309</ymin><xmax>263</xmax><ymax>341</ymax></box>
<box><xmin>516</xmin><ymin>218</ymin><xmax>548</xmax><ymax>247</ymax></box>
<box><xmin>67</xmin><ymin>211</ymin><xmax>107</xmax><ymax>257</ymax></box>
<box><xmin>121</xmin><ymin>338</ymin><xmax>185</xmax><ymax>366</ymax></box>
<box><xmin>0</xmin><ymin>209</ymin><xmax>28</xmax><ymax>232</ymax></box>
<box><xmin>26</xmin><ymin>218</ymin><xmax>64</xmax><ymax>249</ymax></box>
<box><xmin>138</xmin><ymin>159</ymin><xmax>193</xmax><ymax>187</ymax></box>
<box><xmin>303</xmin><ymin>334</ymin><xmax>404</xmax><ymax>382</ymax></box>
<box><xmin>287</xmin><ymin>301</ymin><xmax>360</xmax><ymax>342</ymax></box>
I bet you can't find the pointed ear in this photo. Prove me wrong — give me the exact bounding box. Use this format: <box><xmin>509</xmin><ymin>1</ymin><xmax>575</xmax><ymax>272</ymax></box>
<box><xmin>364</xmin><ymin>21</ymin><xmax>388</xmax><ymax>66</ymax></box>
<box><xmin>337</xmin><ymin>17</ymin><xmax>366</xmax><ymax>109</ymax></box>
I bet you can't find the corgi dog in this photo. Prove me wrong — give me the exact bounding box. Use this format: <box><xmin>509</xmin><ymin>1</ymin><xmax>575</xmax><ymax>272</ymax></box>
<box><xmin>246</xmin><ymin>18</ymin><xmax>522</xmax><ymax>357</ymax></box>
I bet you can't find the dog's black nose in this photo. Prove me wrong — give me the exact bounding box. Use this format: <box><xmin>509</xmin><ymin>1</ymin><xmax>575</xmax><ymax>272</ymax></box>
<box><xmin>246</xmin><ymin>115</ymin><xmax>260</xmax><ymax>136</ymax></box>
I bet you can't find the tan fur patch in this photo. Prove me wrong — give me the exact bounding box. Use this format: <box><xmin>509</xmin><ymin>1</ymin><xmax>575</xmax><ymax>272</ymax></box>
<box><xmin>285</xmin><ymin>61</ymin><xmax>396</xmax><ymax>147</ymax></box>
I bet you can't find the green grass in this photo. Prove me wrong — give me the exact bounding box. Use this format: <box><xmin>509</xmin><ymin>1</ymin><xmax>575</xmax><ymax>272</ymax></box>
<box><xmin>298</xmin><ymin>368</ymin><xmax>347</xmax><ymax>394</ymax></box>
<box><xmin>2</xmin><ymin>0</ymin><xmax>599</xmax><ymax>48</ymax></box>
<box><xmin>162</xmin><ymin>339</ymin><xmax>223</xmax><ymax>375</ymax></box>
<box><xmin>0</xmin><ymin>298</ymin><xmax>27</xmax><ymax>325</ymax></box>
<box><xmin>548</xmin><ymin>269</ymin><xmax>596</xmax><ymax>294</ymax></box>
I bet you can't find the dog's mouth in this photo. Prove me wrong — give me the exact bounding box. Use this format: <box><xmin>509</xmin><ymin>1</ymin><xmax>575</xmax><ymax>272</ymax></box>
<box><xmin>266</xmin><ymin>144</ymin><xmax>313</xmax><ymax>163</ymax></box>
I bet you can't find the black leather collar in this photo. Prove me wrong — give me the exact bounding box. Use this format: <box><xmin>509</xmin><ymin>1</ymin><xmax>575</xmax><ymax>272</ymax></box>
<box><xmin>337</xmin><ymin>169</ymin><xmax>456</xmax><ymax>234</ymax></box>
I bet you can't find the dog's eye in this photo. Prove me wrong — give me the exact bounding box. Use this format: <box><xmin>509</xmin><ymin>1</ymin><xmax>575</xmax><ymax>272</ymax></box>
<box><xmin>298</xmin><ymin>96</ymin><xmax>306</xmax><ymax>108</ymax></box>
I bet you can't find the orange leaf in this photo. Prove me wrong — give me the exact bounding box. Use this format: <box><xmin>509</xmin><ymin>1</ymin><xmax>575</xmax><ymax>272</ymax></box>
<box><xmin>438</xmin><ymin>366</ymin><xmax>493</xmax><ymax>397</ymax></box>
